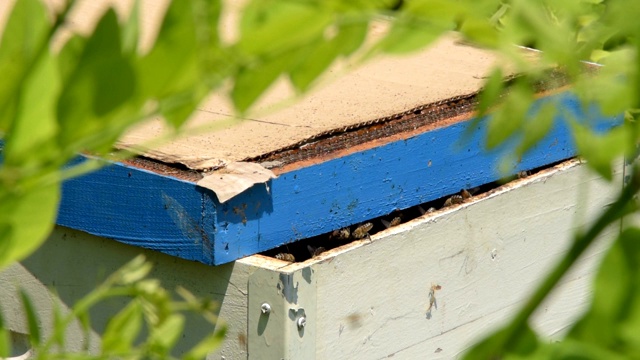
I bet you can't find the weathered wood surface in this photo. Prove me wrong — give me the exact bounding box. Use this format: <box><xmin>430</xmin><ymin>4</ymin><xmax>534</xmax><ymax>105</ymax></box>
<box><xmin>10</xmin><ymin>226</ymin><xmax>260</xmax><ymax>359</ymax></box>
<box><xmin>297</xmin><ymin>159</ymin><xmax>622</xmax><ymax>359</ymax></box>
<box><xmin>57</xmin><ymin>92</ymin><xmax>620</xmax><ymax>265</ymax></box>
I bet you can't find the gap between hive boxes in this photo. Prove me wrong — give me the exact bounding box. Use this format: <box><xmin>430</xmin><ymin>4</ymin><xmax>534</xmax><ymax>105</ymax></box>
<box><xmin>262</xmin><ymin>158</ymin><xmax>578</xmax><ymax>266</ymax></box>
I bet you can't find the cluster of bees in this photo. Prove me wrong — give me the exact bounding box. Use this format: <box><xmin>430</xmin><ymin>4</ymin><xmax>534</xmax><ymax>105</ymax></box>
<box><xmin>273</xmin><ymin>188</ymin><xmax>479</xmax><ymax>263</ymax></box>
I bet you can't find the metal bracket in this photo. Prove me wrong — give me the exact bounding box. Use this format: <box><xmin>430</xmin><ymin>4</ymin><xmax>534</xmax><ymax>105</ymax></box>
<box><xmin>248</xmin><ymin>266</ymin><xmax>316</xmax><ymax>359</ymax></box>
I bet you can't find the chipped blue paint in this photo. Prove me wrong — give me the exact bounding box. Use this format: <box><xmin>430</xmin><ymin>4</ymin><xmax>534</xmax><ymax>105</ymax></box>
<box><xmin>54</xmin><ymin>91</ymin><xmax>621</xmax><ymax>265</ymax></box>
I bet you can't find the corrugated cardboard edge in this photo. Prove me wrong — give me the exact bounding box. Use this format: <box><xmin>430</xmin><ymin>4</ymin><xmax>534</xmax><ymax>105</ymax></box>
<box><xmin>197</xmin><ymin>162</ymin><xmax>277</xmax><ymax>203</ymax></box>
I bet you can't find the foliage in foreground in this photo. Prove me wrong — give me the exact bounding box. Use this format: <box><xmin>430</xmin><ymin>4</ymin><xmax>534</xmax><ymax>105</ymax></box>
<box><xmin>1</xmin><ymin>256</ymin><xmax>225</xmax><ymax>359</ymax></box>
<box><xmin>3</xmin><ymin>0</ymin><xmax>640</xmax><ymax>358</ymax></box>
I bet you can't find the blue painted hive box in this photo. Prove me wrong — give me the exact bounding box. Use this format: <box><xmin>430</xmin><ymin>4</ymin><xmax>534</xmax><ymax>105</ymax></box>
<box><xmin>57</xmin><ymin>37</ymin><xmax>619</xmax><ymax>265</ymax></box>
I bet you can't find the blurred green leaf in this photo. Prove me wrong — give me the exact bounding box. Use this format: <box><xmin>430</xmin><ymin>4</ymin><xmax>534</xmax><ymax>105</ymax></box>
<box><xmin>19</xmin><ymin>290</ymin><xmax>41</xmax><ymax>347</ymax></box>
<box><xmin>378</xmin><ymin>17</ymin><xmax>447</xmax><ymax>54</ymax></box>
<box><xmin>0</xmin><ymin>0</ymin><xmax>49</xmax><ymax>131</ymax></box>
<box><xmin>566</xmin><ymin>227</ymin><xmax>640</xmax><ymax>356</ymax></box>
<box><xmin>477</xmin><ymin>67</ymin><xmax>505</xmax><ymax>118</ymax></box>
<box><xmin>148</xmin><ymin>314</ymin><xmax>185</xmax><ymax>354</ymax></box>
<box><xmin>0</xmin><ymin>184</ymin><xmax>59</xmax><ymax>268</ymax></box>
<box><xmin>464</xmin><ymin>325</ymin><xmax>539</xmax><ymax>359</ymax></box>
<box><xmin>117</xmin><ymin>255</ymin><xmax>152</xmax><ymax>285</ymax></box>
<box><xmin>121</xmin><ymin>0</ymin><xmax>140</xmax><ymax>55</ymax></box>
<box><xmin>485</xmin><ymin>81</ymin><xmax>533</xmax><ymax>149</ymax></box>
<box><xmin>516</xmin><ymin>100</ymin><xmax>556</xmax><ymax>158</ymax></box>
<box><xmin>102</xmin><ymin>301</ymin><xmax>143</xmax><ymax>355</ymax></box>
<box><xmin>238</xmin><ymin>1</ymin><xmax>332</xmax><ymax>56</ymax></box>
<box><xmin>0</xmin><ymin>304</ymin><xmax>9</xmax><ymax>358</ymax></box>
<box><xmin>232</xmin><ymin>54</ymin><xmax>296</xmax><ymax>113</ymax></box>
<box><xmin>570</xmin><ymin>121</ymin><xmax>629</xmax><ymax>180</ymax></box>
<box><xmin>56</xmin><ymin>9</ymin><xmax>136</xmax><ymax>150</ymax></box>
<box><xmin>183</xmin><ymin>327</ymin><xmax>227</xmax><ymax>360</ymax></box>
<box><xmin>3</xmin><ymin>51</ymin><xmax>60</xmax><ymax>168</ymax></box>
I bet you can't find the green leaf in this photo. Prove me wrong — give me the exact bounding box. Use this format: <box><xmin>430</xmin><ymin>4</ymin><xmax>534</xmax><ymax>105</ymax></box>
<box><xmin>238</xmin><ymin>1</ymin><xmax>331</xmax><ymax>56</ymax></box>
<box><xmin>183</xmin><ymin>326</ymin><xmax>227</xmax><ymax>360</ymax></box>
<box><xmin>232</xmin><ymin>54</ymin><xmax>296</xmax><ymax>113</ymax></box>
<box><xmin>56</xmin><ymin>9</ymin><xmax>136</xmax><ymax>149</ymax></box>
<box><xmin>0</xmin><ymin>183</ymin><xmax>59</xmax><ymax>268</ymax></box>
<box><xmin>3</xmin><ymin>51</ymin><xmax>60</xmax><ymax>168</ymax></box>
<box><xmin>0</xmin><ymin>0</ymin><xmax>49</xmax><ymax>131</ymax></box>
<box><xmin>566</xmin><ymin>227</ymin><xmax>640</xmax><ymax>356</ymax></box>
<box><xmin>463</xmin><ymin>325</ymin><xmax>539</xmax><ymax>359</ymax></box>
<box><xmin>115</xmin><ymin>255</ymin><xmax>152</xmax><ymax>285</ymax></box>
<box><xmin>122</xmin><ymin>0</ymin><xmax>140</xmax><ymax>55</ymax></box>
<box><xmin>378</xmin><ymin>17</ymin><xmax>448</xmax><ymax>54</ymax></box>
<box><xmin>335</xmin><ymin>21</ymin><xmax>369</xmax><ymax>56</ymax></box>
<box><xmin>148</xmin><ymin>314</ymin><xmax>185</xmax><ymax>353</ymax></box>
<box><xmin>0</xmin><ymin>304</ymin><xmax>10</xmax><ymax>358</ymax></box>
<box><xmin>102</xmin><ymin>301</ymin><xmax>143</xmax><ymax>355</ymax></box>
<box><xmin>516</xmin><ymin>100</ymin><xmax>556</xmax><ymax>158</ymax></box>
<box><xmin>19</xmin><ymin>289</ymin><xmax>41</xmax><ymax>347</ymax></box>
<box><xmin>485</xmin><ymin>81</ymin><xmax>533</xmax><ymax>149</ymax></box>
<box><xmin>570</xmin><ymin>121</ymin><xmax>629</xmax><ymax>180</ymax></box>
<box><xmin>477</xmin><ymin>67</ymin><xmax>505</xmax><ymax>118</ymax></box>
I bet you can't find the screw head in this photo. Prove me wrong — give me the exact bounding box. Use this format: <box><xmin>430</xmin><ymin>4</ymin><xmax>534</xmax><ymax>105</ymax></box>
<box><xmin>297</xmin><ymin>316</ymin><xmax>306</xmax><ymax>329</ymax></box>
<box><xmin>261</xmin><ymin>303</ymin><xmax>271</xmax><ymax>314</ymax></box>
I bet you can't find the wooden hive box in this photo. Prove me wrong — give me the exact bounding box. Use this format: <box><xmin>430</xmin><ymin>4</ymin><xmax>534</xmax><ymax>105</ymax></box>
<box><xmin>0</xmin><ymin>1</ymin><xmax>625</xmax><ymax>358</ymax></box>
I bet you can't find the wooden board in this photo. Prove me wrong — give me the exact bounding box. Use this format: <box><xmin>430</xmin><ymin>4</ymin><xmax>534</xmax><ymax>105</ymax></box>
<box><xmin>289</xmin><ymin>159</ymin><xmax>622</xmax><ymax>358</ymax></box>
<box><xmin>58</xmin><ymin>91</ymin><xmax>620</xmax><ymax>265</ymax></box>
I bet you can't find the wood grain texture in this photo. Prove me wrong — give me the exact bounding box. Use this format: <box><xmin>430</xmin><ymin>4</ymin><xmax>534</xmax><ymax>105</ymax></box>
<box><xmin>209</xmin><ymin>92</ymin><xmax>620</xmax><ymax>264</ymax></box>
<box><xmin>56</xmin><ymin>91</ymin><xmax>620</xmax><ymax>265</ymax></box>
<box><xmin>307</xmin><ymin>160</ymin><xmax>622</xmax><ymax>359</ymax></box>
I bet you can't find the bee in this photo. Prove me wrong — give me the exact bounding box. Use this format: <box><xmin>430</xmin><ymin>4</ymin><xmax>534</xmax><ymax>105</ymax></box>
<box><xmin>381</xmin><ymin>216</ymin><xmax>402</xmax><ymax>229</ymax></box>
<box><xmin>460</xmin><ymin>189</ymin><xmax>472</xmax><ymax>200</ymax></box>
<box><xmin>330</xmin><ymin>227</ymin><xmax>351</xmax><ymax>240</ymax></box>
<box><xmin>418</xmin><ymin>206</ymin><xmax>437</xmax><ymax>215</ymax></box>
<box><xmin>443</xmin><ymin>195</ymin><xmax>463</xmax><ymax>207</ymax></box>
<box><xmin>426</xmin><ymin>284</ymin><xmax>442</xmax><ymax>319</ymax></box>
<box><xmin>275</xmin><ymin>253</ymin><xmax>295</xmax><ymax>262</ymax></box>
<box><xmin>307</xmin><ymin>245</ymin><xmax>326</xmax><ymax>257</ymax></box>
<box><xmin>352</xmin><ymin>222</ymin><xmax>373</xmax><ymax>240</ymax></box>
<box><xmin>517</xmin><ymin>170</ymin><xmax>531</xmax><ymax>178</ymax></box>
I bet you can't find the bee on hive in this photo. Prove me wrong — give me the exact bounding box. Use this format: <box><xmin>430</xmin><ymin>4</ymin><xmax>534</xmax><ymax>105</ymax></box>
<box><xmin>352</xmin><ymin>222</ymin><xmax>373</xmax><ymax>240</ymax></box>
<box><xmin>330</xmin><ymin>227</ymin><xmax>351</xmax><ymax>241</ymax></box>
<box><xmin>460</xmin><ymin>189</ymin><xmax>472</xmax><ymax>200</ymax></box>
<box><xmin>443</xmin><ymin>194</ymin><xmax>463</xmax><ymax>207</ymax></box>
<box><xmin>307</xmin><ymin>245</ymin><xmax>326</xmax><ymax>257</ymax></box>
<box><xmin>275</xmin><ymin>253</ymin><xmax>295</xmax><ymax>262</ymax></box>
<box><xmin>381</xmin><ymin>216</ymin><xmax>402</xmax><ymax>229</ymax></box>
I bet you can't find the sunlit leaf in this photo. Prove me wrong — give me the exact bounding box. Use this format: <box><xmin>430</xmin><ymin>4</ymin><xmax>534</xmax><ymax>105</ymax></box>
<box><xmin>3</xmin><ymin>51</ymin><xmax>60</xmax><ymax>168</ymax></box>
<box><xmin>378</xmin><ymin>17</ymin><xmax>447</xmax><ymax>54</ymax></box>
<box><xmin>0</xmin><ymin>184</ymin><xmax>59</xmax><ymax>268</ymax></box>
<box><xmin>121</xmin><ymin>0</ymin><xmax>140</xmax><ymax>55</ymax></box>
<box><xmin>570</xmin><ymin>121</ymin><xmax>629</xmax><ymax>180</ymax></box>
<box><xmin>516</xmin><ymin>100</ymin><xmax>556</xmax><ymax>157</ymax></box>
<box><xmin>56</xmin><ymin>9</ymin><xmax>136</xmax><ymax>149</ymax></box>
<box><xmin>238</xmin><ymin>1</ymin><xmax>331</xmax><ymax>56</ymax></box>
<box><xmin>232</xmin><ymin>54</ymin><xmax>296</xmax><ymax>113</ymax></box>
<box><xmin>0</xmin><ymin>0</ymin><xmax>49</xmax><ymax>131</ymax></box>
<box><xmin>102</xmin><ymin>301</ymin><xmax>143</xmax><ymax>355</ymax></box>
<box><xmin>463</xmin><ymin>325</ymin><xmax>539</xmax><ymax>359</ymax></box>
<box><xmin>485</xmin><ymin>81</ymin><xmax>533</xmax><ymax>149</ymax></box>
<box><xmin>19</xmin><ymin>289</ymin><xmax>41</xmax><ymax>347</ymax></box>
<box><xmin>566</xmin><ymin>227</ymin><xmax>640</xmax><ymax>356</ymax></box>
<box><xmin>148</xmin><ymin>314</ymin><xmax>185</xmax><ymax>353</ymax></box>
<box><xmin>0</xmin><ymin>304</ymin><xmax>10</xmax><ymax>358</ymax></box>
